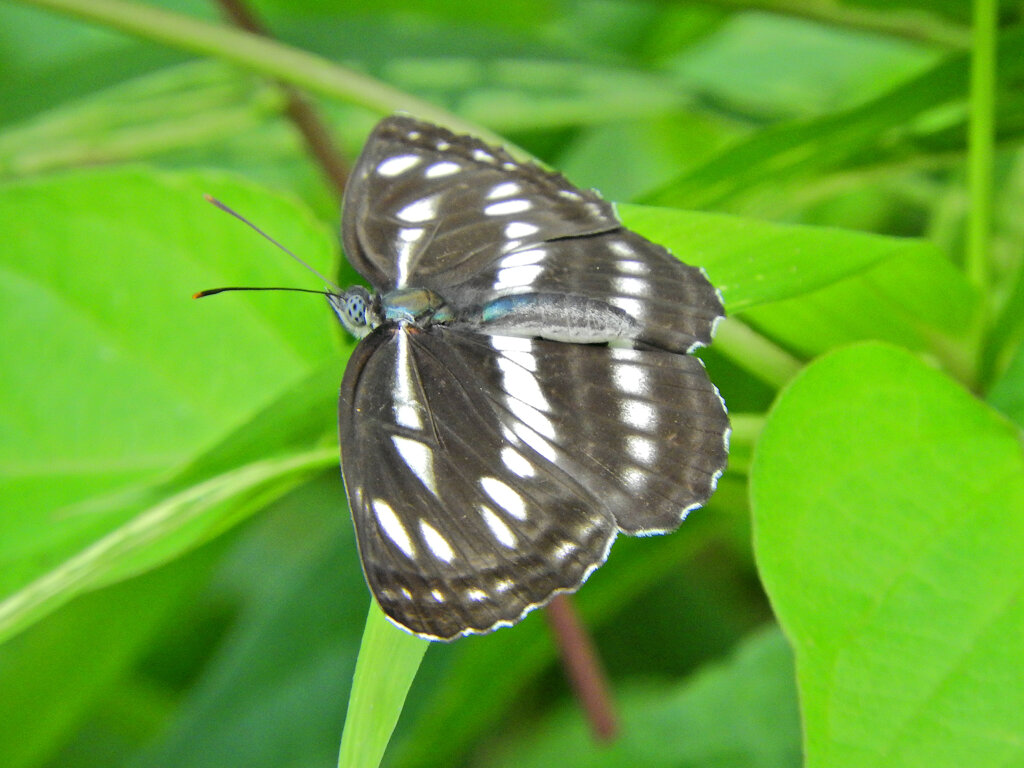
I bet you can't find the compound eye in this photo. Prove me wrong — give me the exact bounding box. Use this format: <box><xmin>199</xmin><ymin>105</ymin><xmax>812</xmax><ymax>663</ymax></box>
<box><xmin>331</xmin><ymin>286</ymin><xmax>375</xmax><ymax>339</ymax></box>
<box><xmin>347</xmin><ymin>296</ymin><xmax>365</xmax><ymax>323</ymax></box>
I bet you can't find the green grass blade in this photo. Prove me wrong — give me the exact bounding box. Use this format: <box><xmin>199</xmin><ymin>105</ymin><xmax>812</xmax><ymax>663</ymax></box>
<box><xmin>967</xmin><ymin>0</ymin><xmax>998</xmax><ymax>292</ymax></box>
<box><xmin>338</xmin><ymin>601</ymin><xmax>430</xmax><ymax>768</ymax></box>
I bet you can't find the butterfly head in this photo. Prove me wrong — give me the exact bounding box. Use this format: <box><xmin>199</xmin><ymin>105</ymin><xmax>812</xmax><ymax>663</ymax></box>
<box><xmin>329</xmin><ymin>286</ymin><xmax>380</xmax><ymax>339</ymax></box>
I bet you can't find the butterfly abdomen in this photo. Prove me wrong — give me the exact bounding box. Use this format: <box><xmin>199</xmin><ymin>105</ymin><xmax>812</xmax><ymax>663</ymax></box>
<box><xmin>473</xmin><ymin>292</ymin><xmax>642</xmax><ymax>344</ymax></box>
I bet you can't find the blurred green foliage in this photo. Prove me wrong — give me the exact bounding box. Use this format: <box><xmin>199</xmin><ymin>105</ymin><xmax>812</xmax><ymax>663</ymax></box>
<box><xmin>0</xmin><ymin>1</ymin><xmax>1022</xmax><ymax>767</ymax></box>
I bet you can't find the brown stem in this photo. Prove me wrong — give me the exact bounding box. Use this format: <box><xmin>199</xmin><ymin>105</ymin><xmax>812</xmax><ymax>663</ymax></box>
<box><xmin>212</xmin><ymin>0</ymin><xmax>349</xmax><ymax>197</ymax></box>
<box><xmin>545</xmin><ymin>594</ymin><xmax>619</xmax><ymax>742</ymax></box>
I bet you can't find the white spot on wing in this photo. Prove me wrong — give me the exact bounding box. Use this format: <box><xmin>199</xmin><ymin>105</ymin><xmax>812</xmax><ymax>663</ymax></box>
<box><xmin>491</xmin><ymin>336</ymin><xmax>539</xmax><ymax>372</ymax></box>
<box><xmin>621</xmin><ymin>399</ymin><xmax>657</xmax><ymax>430</ymax></box>
<box><xmin>626</xmin><ymin>435</ymin><xmax>657</xmax><ymax>464</ymax></box>
<box><xmin>392</xmin><ymin>436</ymin><xmax>438</xmax><ymax>495</ymax></box>
<box><xmin>612</xmin><ymin>363</ymin><xmax>648</xmax><ymax>395</ymax></box>
<box><xmin>499</xmin><ymin>248</ymin><xmax>545</xmax><ymax>268</ymax></box>
<box><xmin>508</xmin><ymin>399</ymin><xmax>556</xmax><ymax>440</ymax></box>
<box><xmin>610</xmin><ymin>348</ymin><xmax>641</xmax><ymax>361</ymax></box>
<box><xmin>553</xmin><ymin>541</ymin><xmax>577</xmax><ymax>560</ymax></box>
<box><xmin>396</xmin><ymin>239</ymin><xmax>417</xmax><ymax>287</ymax></box>
<box><xmin>511</xmin><ymin>420</ymin><xmax>557</xmax><ymax>462</ymax></box>
<box><xmin>487</xmin><ymin>181</ymin><xmax>522</xmax><ymax>199</ymax></box>
<box><xmin>501</xmin><ymin>446</ymin><xmax>535</xmax><ymax>478</ymax></box>
<box><xmin>617</xmin><ymin>259</ymin><xmax>650</xmax><ymax>276</ymax></box>
<box><xmin>503</xmin><ymin>350</ymin><xmax>538</xmax><ymax>371</ymax></box>
<box><xmin>480</xmin><ymin>477</ymin><xmax>528</xmax><ymax>520</ymax></box>
<box><xmin>372</xmin><ymin>499</ymin><xmax>415</xmax><ymax>558</ymax></box>
<box><xmin>480</xmin><ymin>506</ymin><xmax>517</xmax><ymax>548</ymax></box>
<box><xmin>392</xmin><ymin>333</ymin><xmax>422</xmax><ymax>429</ymax></box>
<box><xmin>396</xmin><ymin>196</ymin><xmax>438</xmax><ymax>223</ymax></box>
<box><xmin>609</xmin><ymin>240</ymin><xmax>635</xmax><ymax>257</ymax></box>
<box><xmin>498</xmin><ymin>357</ymin><xmax>549</xmax><ymax>411</ymax></box>
<box><xmin>466</xmin><ymin>588</ymin><xmax>489</xmax><ymax>601</ymax></box>
<box><xmin>613</xmin><ymin>276</ymin><xmax>650</xmax><ymax>296</ymax></box>
<box><xmin>420</xmin><ymin>519</ymin><xmax>455</xmax><ymax>563</ymax></box>
<box><xmin>399</xmin><ymin>227</ymin><xmax>425</xmax><ymax>242</ymax></box>
<box><xmin>425</xmin><ymin>161</ymin><xmax>461</xmax><ymax>178</ymax></box>
<box><xmin>485</xmin><ymin>199</ymin><xmax>532</xmax><ymax>216</ymax></box>
<box><xmin>377</xmin><ymin>154</ymin><xmax>420</xmax><ymax>176</ymax></box>
<box><xmin>505</xmin><ymin>222</ymin><xmax>539</xmax><ymax>239</ymax></box>
<box><xmin>494</xmin><ymin>265</ymin><xmax>544</xmax><ymax>289</ymax></box>
<box><xmin>431</xmin><ymin>589</ymin><xmax>446</xmax><ymax>602</ymax></box>
<box><xmin>490</xmin><ymin>335</ymin><xmax>533</xmax><ymax>352</ymax></box>
<box><xmin>472</xmin><ymin>149</ymin><xmax>495</xmax><ymax>163</ymax></box>
<box><xmin>609</xmin><ymin>296</ymin><xmax>645</xmax><ymax>319</ymax></box>
<box><xmin>621</xmin><ymin>467</ymin><xmax>648</xmax><ymax>491</ymax></box>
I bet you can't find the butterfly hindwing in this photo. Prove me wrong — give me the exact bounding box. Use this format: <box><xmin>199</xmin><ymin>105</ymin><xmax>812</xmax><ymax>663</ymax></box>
<box><xmin>438</xmin><ymin>330</ymin><xmax>729</xmax><ymax>535</ymax></box>
<box><xmin>339</xmin><ymin>326</ymin><xmax>618</xmax><ymax>640</ymax></box>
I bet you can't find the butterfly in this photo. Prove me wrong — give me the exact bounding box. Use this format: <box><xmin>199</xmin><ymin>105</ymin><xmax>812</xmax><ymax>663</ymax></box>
<box><xmin>324</xmin><ymin>116</ymin><xmax>729</xmax><ymax>641</ymax></box>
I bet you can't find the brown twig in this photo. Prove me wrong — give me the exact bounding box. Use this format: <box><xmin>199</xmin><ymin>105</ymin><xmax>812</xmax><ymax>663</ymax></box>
<box><xmin>212</xmin><ymin>0</ymin><xmax>349</xmax><ymax>197</ymax></box>
<box><xmin>546</xmin><ymin>594</ymin><xmax>619</xmax><ymax>742</ymax></box>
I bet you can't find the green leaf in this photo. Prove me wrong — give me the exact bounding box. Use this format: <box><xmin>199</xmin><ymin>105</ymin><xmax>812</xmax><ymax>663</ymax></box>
<box><xmin>488</xmin><ymin>626</ymin><xmax>799</xmax><ymax>768</ymax></box>
<box><xmin>621</xmin><ymin>203</ymin><xmax>978</xmax><ymax>380</ymax></box>
<box><xmin>668</xmin><ymin>11</ymin><xmax>943</xmax><ymax>118</ymax></box>
<box><xmin>738</xmin><ymin>242</ymin><xmax>978</xmax><ymax>364</ymax></box>
<box><xmin>0</xmin><ymin>542</ymin><xmax>218</xmax><ymax>768</ymax></box>
<box><xmin>988</xmin><ymin>339</ymin><xmax>1024</xmax><ymax>428</ymax></box>
<box><xmin>0</xmin><ymin>61</ymin><xmax>272</xmax><ymax>181</ymax></box>
<box><xmin>0</xmin><ymin>166</ymin><xmax>342</xmax><ymax>639</ymax></box>
<box><xmin>130</xmin><ymin>475</ymin><xmax>369</xmax><ymax>768</ymax></box>
<box><xmin>751</xmin><ymin>343</ymin><xmax>1024</xmax><ymax>767</ymax></box>
<box><xmin>620</xmin><ymin>203</ymin><xmax>958</xmax><ymax>314</ymax></box>
<box><xmin>643</xmin><ymin>26</ymin><xmax>1024</xmax><ymax>211</ymax></box>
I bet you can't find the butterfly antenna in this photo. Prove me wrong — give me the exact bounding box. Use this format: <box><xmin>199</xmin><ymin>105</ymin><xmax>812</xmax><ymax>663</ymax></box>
<box><xmin>193</xmin><ymin>286</ymin><xmax>335</xmax><ymax>300</ymax></box>
<box><xmin>204</xmin><ymin>194</ymin><xmax>342</xmax><ymax>293</ymax></box>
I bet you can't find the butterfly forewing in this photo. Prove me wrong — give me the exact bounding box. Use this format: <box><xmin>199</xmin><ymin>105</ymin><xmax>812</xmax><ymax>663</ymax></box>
<box><xmin>342</xmin><ymin>116</ymin><xmax>618</xmax><ymax>292</ymax></box>
<box><xmin>343</xmin><ymin>116</ymin><xmax>723</xmax><ymax>354</ymax></box>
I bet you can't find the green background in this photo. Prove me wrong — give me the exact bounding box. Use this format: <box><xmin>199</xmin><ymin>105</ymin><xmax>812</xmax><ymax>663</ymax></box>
<box><xmin>1</xmin><ymin>1</ymin><xmax>1021</xmax><ymax>767</ymax></box>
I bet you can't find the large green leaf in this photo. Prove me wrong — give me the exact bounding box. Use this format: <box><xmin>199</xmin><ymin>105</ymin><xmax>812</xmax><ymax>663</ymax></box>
<box><xmin>0</xmin><ymin>541</ymin><xmax>219</xmax><ymax>768</ymax></box>
<box><xmin>128</xmin><ymin>475</ymin><xmax>369</xmax><ymax>768</ymax></box>
<box><xmin>751</xmin><ymin>343</ymin><xmax>1024</xmax><ymax>767</ymax></box>
<box><xmin>620</xmin><ymin>203</ymin><xmax>956</xmax><ymax>314</ymax></box>
<box><xmin>621</xmin><ymin>204</ymin><xmax>978</xmax><ymax>371</ymax></box>
<box><xmin>0</xmin><ymin>167</ymin><xmax>343</xmax><ymax>638</ymax></box>
<box><xmin>988</xmin><ymin>340</ymin><xmax>1024</xmax><ymax>428</ymax></box>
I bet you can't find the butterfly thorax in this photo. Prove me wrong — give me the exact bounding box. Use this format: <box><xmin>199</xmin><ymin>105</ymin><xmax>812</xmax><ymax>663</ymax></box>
<box><xmin>330</xmin><ymin>285</ymin><xmax>453</xmax><ymax>339</ymax></box>
<box><xmin>380</xmin><ymin>287</ymin><xmax>453</xmax><ymax>326</ymax></box>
